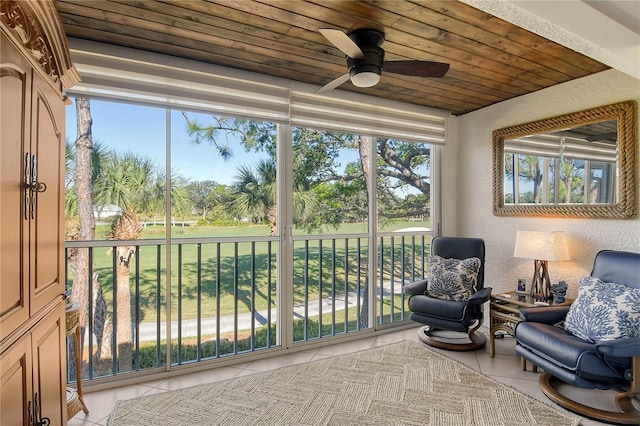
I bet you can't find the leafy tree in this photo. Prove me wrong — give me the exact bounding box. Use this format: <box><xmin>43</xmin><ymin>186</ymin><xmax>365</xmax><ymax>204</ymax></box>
<box><xmin>187</xmin><ymin>180</ymin><xmax>227</xmax><ymax>219</ymax></box>
<box><xmin>558</xmin><ymin>159</ymin><xmax>584</xmax><ymax>203</ymax></box>
<box><xmin>518</xmin><ymin>155</ymin><xmax>543</xmax><ymax>203</ymax></box>
<box><xmin>179</xmin><ymin>116</ymin><xmax>328</xmax><ymax>233</ymax></box>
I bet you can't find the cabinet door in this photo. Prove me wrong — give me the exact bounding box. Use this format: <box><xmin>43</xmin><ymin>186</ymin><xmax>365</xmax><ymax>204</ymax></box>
<box><xmin>0</xmin><ymin>33</ymin><xmax>31</xmax><ymax>340</ymax></box>
<box><xmin>31</xmin><ymin>304</ymin><xmax>66</xmax><ymax>426</ymax></box>
<box><xmin>29</xmin><ymin>71</ymin><xmax>66</xmax><ymax>315</ymax></box>
<box><xmin>0</xmin><ymin>330</ymin><xmax>32</xmax><ymax>426</ymax></box>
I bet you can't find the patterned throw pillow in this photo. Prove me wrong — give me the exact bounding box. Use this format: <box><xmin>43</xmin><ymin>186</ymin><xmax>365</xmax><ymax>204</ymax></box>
<box><xmin>564</xmin><ymin>276</ymin><xmax>640</xmax><ymax>343</ymax></box>
<box><xmin>426</xmin><ymin>255</ymin><xmax>481</xmax><ymax>302</ymax></box>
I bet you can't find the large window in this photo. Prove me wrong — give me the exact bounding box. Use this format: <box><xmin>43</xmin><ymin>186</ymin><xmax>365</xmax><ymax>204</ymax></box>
<box><xmin>64</xmin><ymin>40</ymin><xmax>447</xmax><ymax>382</ymax></box>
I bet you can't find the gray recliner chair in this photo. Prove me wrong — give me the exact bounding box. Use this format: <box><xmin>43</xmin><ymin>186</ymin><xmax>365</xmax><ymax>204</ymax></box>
<box><xmin>514</xmin><ymin>250</ymin><xmax>640</xmax><ymax>424</ymax></box>
<box><xmin>404</xmin><ymin>237</ymin><xmax>491</xmax><ymax>350</ymax></box>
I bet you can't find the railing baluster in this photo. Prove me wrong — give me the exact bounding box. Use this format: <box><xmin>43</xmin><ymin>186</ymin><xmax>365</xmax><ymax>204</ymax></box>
<box><xmin>422</xmin><ymin>235</ymin><xmax>426</xmax><ymax>279</ymax></box>
<box><xmin>267</xmin><ymin>241</ymin><xmax>272</xmax><ymax>348</ymax></box>
<box><xmin>197</xmin><ymin>243</ymin><xmax>202</xmax><ymax>361</ymax></box>
<box><xmin>155</xmin><ymin>245</ymin><xmax>161</xmax><ymax>366</ymax></box>
<box><xmin>304</xmin><ymin>240</ymin><xmax>309</xmax><ymax>340</ymax></box>
<box><xmin>344</xmin><ymin>238</ymin><xmax>348</xmax><ymax>333</ymax></box>
<box><xmin>411</xmin><ymin>235</ymin><xmax>416</xmax><ymax>282</ymax></box>
<box><xmin>356</xmin><ymin>238</ymin><xmax>361</xmax><ymax>331</ymax></box>
<box><xmin>318</xmin><ymin>239</ymin><xmax>323</xmax><ymax>338</ymax></box>
<box><xmin>216</xmin><ymin>243</ymin><xmax>221</xmax><ymax>357</ymax></box>
<box><xmin>88</xmin><ymin>246</ymin><xmax>94</xmax><ymax>380</ymax></box>
<box><xmin>250</xmin><ymin>241</ymin><xmax>256</xmax><ymax>351</ymax></box>
<box><xmin>177</xmin><ymin>244</ymin><xmax>182</xmax><ymax>364</ymax></box>
<box><xmin>388</xmin><ymin>237</ymin><xmax>396</xmax><ymax>324</ymax></box>
<box><xmin>134</xmin><ymin>246</ymin><xmax>140</xmax><ymax>370</ymax></box>
<box><xmin>233</xmin><ymin>242</ymin><xmax>238</xmax><ymax>354</ymax></box>
<box><xmin>398</xmin><ymin>236</ymin><xmax>405</xmax><ymax>322</ymax></box>
<box><xmin>111</xmin><ymin>246</ymin><xmax>118</xmax><ymax>374</ymax></box>
<box><xmin>331</xmin><ymin>239</ymin><xmax>336</xmax><ymax>335</ymax></box>
<box><xmin>379</xmin><ymin>237</ymin><xmax>384</xmax><ymax>326</ymax></box>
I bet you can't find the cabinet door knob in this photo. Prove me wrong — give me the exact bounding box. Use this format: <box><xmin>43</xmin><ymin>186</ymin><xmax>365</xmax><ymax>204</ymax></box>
<box><xmin>33</xmin><ymin>181</ymin><xmax>47</xmax><ymax>193</ymax></box>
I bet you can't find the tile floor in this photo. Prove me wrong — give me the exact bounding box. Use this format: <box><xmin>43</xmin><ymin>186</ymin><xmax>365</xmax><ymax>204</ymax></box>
<box><xmin>68</xmin><ymin>326</ymin><xmax>621</xmax><ymax>425</ymax></box>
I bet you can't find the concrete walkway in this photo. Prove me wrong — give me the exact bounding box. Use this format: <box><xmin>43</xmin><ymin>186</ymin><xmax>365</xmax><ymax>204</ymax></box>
<box><xmin>136</xmin><ymin>279</ymin><xmax>407</xmax><ymax>342</ymax></box>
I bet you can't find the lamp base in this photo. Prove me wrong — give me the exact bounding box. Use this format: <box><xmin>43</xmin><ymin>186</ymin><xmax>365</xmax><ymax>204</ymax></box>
<box><xmin>530</xmin><ymin>259</ymin><xmax>552</xmax><ymax>300</ymax></box>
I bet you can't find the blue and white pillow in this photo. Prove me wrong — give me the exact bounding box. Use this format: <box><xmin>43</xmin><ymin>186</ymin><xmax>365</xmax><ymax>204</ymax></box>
<box><xmin>564</xmin><ymin>276</ymin><xmax>640</xmax><ymax>343</ymax></box>
<box><xmin>426</xmin><ymin>255</ymin><xmax>480</xmax><ymax>302</ymax></box>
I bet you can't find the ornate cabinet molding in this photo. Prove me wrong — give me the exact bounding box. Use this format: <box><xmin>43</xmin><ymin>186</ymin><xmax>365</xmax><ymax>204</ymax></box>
<box><xmin>1</xmin><ymin>0</ymin><xmax>79</xmax><ymax>89</ymax></box>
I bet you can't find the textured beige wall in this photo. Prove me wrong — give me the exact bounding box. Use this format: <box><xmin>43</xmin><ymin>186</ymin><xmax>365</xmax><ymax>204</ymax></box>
<box><xmin>454</xmin><ymin>69</ymin><xmax>640</xmax><ymax>300</ymax></box>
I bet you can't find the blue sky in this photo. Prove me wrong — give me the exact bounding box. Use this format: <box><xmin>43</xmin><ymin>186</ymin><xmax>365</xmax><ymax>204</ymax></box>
<box><xmin>65</xmin><ymin>98</ymin><xmax>427</xmax><ymax>194</ymax></box>
<box><xmin>65</xmin><ymin>99</ymin><xmax>267</xmax><ymax>184</ymax></box>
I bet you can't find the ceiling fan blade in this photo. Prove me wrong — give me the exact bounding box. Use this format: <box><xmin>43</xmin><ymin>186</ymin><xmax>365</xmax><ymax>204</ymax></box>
<box><xmin>315</xmin><ymin>73</ymin><xmax>351</xmax><ymax>94</ymax></box>
<box><xmin>383</xmin><ymin>60</ymin><xmax>450</xmax><ymax>78</ymax></box>
<box><xmin>319</xmin><ymin>29</ymin><xmax>365</xmax><ymax>59</ymax></box>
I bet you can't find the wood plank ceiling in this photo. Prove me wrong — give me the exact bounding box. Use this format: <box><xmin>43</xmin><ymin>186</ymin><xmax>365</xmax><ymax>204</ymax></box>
<box><xmin>54</xmin><ymin>0</ymin><xmax>609</xmax><ymax>115</ymax></box>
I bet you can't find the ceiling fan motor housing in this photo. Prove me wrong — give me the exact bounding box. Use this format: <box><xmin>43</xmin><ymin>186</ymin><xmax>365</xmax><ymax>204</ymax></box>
<box><xmin>346</xmin><ymin>30</ymin><xmax>385</xmax><ymax>87</ymax></box>
<box><xmin>347</xmin><ymin>45</ymin><xmax>384</xmax><ymax>76</ymax></box>
<box><xmin>347</xmin><ymin>28</ymin><xmax>385</xmax><ymax>47</ymax></box>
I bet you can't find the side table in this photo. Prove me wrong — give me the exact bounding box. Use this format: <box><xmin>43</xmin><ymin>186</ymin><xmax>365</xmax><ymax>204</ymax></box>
<box><xmin>489</xmin><ymin>291</ymin><xmax>573</xmax><ymax>368</ymax></box>
<box><xmin>66</xmin><ymin>303</ymin><xmax>89</xmax><ymax>420</ymax></box>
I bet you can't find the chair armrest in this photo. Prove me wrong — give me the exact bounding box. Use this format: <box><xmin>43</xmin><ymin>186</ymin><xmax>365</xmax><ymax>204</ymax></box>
<box><xmin>404</xmin><ymin>279</ymin><xmax>428</xmax><ymax>296</ymax></box>
<box><xmin>468</xmin><ymin>287</ymin><xmax>492</xmax><ymax>305</ymax></box>
<box><xmin>596</xmin><ymin>338</ymin><xmax>640</xmax><ymax>358</ymax></box>
<box><xmin>519</xmin><ymin>306</ymin><xmax>571</xmax><ymax>324</ymax></box>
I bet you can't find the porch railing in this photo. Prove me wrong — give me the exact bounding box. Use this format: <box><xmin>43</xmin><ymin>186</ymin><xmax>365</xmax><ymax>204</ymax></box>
<box><xmin>65</xmin><ymin>230</ymin><xmax>431</xmax><ymax>384</ymax></box>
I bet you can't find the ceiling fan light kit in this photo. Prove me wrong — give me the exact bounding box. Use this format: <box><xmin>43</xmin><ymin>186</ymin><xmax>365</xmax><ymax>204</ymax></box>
<box><xmin>317</xmin><ymin>28</ymin><xmax>450</xmax><ymax>94</ymax></box>
<box><xmin>350</xmin><ymin>71</ymin><xmax>380</xmax><ymax>88</ymax></box>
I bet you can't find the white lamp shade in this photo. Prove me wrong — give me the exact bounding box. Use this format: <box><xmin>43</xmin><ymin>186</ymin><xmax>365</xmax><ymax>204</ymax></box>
<box><xmin>514</xmin><ymin>230</ymin><xmax>570</xmax><ymax>261</ymax></box>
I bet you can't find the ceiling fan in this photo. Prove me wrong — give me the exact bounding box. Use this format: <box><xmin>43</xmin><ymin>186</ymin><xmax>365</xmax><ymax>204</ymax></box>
<box><xmin>316</xmin><ymin>28</ymin><xmax>450</xmax><ymax>94</ymax></box>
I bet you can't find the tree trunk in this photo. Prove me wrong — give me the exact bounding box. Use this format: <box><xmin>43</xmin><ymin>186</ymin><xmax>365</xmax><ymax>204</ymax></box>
<box><xmin>110</xmin><ymin>211</ymin><xmax>142</xmax><ymax>372</ymax></box>
<box><xmin>358</xmin><ymin>136</ymin><xmax>371</xmax><ymax>328</ymax></box>
<box><xmin>267</xmin><ymin>204</ymin><xmax>278</xmax><ymax>236</ymax></box>
<box><xmin>115</xmin><ymin>248</ymin><xmax>133</xmax><ymax>372</ymax></box>
<box><xmin>69</xmin><ymin>98</ymin><xmax>96</xmax><ymax>378</ymax></box>
<box><xmin>71</xmin><ymin>98</ymin><xmax>95</xmax><ymax>328</ymax></box>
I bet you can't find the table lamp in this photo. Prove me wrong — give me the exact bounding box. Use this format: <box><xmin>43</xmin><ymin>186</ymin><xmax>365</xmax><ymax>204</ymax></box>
<box><xmin>513</xmin><ymin>230</ymin><xmax>569</xmax><ymax>299</ymax></box>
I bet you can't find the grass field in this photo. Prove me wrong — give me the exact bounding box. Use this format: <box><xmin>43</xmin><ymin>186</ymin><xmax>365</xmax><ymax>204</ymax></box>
<box><xmin>68</xmin><ymin>220</ymin><xmax>431</xmax><ymax>325</ymax></box>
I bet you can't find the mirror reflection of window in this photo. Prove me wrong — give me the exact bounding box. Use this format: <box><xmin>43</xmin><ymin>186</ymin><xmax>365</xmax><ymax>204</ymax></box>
<box><xmin>503</xmin><ymin>119</ymin><xmax>618</xmax><ymax>206</ymax></box>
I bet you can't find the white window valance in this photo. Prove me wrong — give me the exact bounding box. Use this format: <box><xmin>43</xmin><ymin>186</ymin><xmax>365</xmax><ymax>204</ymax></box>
<box><xmin>67</xmin><ymin>39</ymin><xmax>448</xmax><ymax>144</ymax></box>
<box><xmin>288</xmin><ymin>86</ymin><xmax>446</xmax><ymax>143</ymax></box>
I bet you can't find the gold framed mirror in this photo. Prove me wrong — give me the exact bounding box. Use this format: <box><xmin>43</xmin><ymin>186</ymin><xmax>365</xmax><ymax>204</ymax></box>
<box><xmin>493</xmin><ymin>101</ymin><xmax>637</xmax><ymax>218</ymax></box>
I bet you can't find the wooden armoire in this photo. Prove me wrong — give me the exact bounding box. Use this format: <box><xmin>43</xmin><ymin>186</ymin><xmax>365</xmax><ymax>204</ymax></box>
<box><xmin>1</xmin><ymin>0</ymin><xmax>78</xmax><ymax>424</ymax></box>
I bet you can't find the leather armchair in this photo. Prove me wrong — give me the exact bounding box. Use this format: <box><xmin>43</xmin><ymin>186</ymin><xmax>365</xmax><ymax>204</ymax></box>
<box><xmin>514</xmin><ymin>250</ymin><xmax>640</xmax><ymax>424</ymax></box>
<box><xmin>405</xmin><ymin>237</ymin><xmax>491</xmax><ymax>350</ymax></box>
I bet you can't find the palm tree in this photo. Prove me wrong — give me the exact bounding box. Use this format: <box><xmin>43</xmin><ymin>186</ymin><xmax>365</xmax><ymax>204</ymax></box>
<box><xmin>91</xmin><ymin>152</ymin><xmax>189</xmax><ymax>372</ymax></box>
<box><xmin>230</xmin><ymin>160</ymin><xmax>276</xmax><ymax>233</ymax></box>
<box><xmin>229</xmin><ymin>159</ymin><xmax>316</xmax><ymax>236</ymax></box>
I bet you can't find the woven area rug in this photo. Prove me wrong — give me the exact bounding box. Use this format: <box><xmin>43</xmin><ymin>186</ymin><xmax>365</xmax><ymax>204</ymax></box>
<box><xmin>107</xmin><ymin>340</ymin><xmax>581</xmax><ymax>425</ymax></box>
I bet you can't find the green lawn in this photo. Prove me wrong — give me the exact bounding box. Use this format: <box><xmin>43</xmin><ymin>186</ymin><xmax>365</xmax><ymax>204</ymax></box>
<box><xmin>69</xmin><ymin>220</ymin><xmax>430</xmax><ymax>324</ymax></box>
